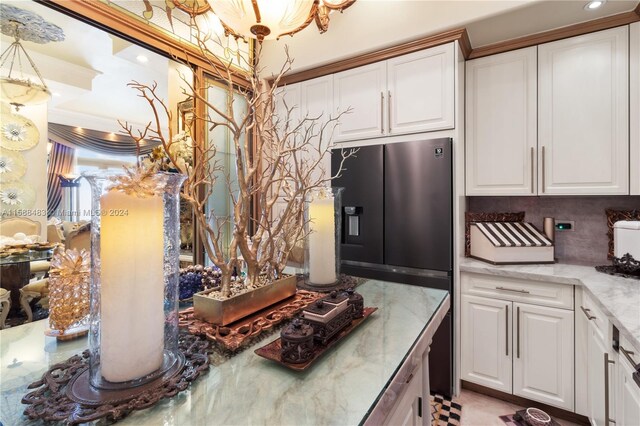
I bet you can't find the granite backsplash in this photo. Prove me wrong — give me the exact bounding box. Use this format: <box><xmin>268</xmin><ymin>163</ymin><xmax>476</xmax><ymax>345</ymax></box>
<box><xmin>467</xmin><ymin>196</ymin><xmax>640</xmax><ymax>265</ymax></box>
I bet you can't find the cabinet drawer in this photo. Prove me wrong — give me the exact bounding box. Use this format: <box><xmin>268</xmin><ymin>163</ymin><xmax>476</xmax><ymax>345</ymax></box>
<box><xmin>461</xmin><ymin>273</ymin><xmax>573</xmax><ymax>310</ymax></box>
<box><xmin>580</xmin><ymin>291</ymin><xmax>608</xmax><ymax>342</ymax></box>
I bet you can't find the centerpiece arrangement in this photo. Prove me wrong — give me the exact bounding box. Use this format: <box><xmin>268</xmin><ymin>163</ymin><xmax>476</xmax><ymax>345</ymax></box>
<box><xmin>121</xmin><ymin>32</ymin><xmax>357</xmax><ymax>326</ymax></box>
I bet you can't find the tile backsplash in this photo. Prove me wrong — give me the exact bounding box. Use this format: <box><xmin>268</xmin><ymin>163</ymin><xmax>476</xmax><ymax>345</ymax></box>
<box><xmin>467</xmin><ymin>196</ymin><xmax>640</xmax><ymax>265</ymax></box>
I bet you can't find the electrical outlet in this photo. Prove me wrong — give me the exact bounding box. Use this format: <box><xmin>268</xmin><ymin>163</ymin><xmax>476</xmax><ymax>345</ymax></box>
<box><xmin>555</xmin><ymin>220</ymin><xmax>575</xmax><ymax>231</ymax></box>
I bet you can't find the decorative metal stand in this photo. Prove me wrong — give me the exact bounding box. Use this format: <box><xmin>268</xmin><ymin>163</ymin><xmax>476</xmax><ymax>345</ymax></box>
<box><xmin>22</xmin><ymin>334</ymin><xmax>210</xmax><ymax>425</ymax></box>
<box><xmin>596</xmin><ymin>253</ymin><xmax>640</xmax><ymax>280</ymax></box>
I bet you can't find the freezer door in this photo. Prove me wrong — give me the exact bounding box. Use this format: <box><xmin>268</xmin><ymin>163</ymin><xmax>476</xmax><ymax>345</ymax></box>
<box><xmin>384</xmin><ymin>138</ymin><xmax>452</xmax><ymax>271</ymax></box>
<box><xmin>332</xmin><ymin>145</ymin><xmax>384</xmax><ymax>264</ymax></box>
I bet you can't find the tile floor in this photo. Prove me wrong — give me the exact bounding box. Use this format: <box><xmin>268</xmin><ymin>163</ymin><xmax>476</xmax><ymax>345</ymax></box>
<box><xmin>457</xmin><ymin>389</ymin><xmax>581</xmax><ymax>426</ymax></box>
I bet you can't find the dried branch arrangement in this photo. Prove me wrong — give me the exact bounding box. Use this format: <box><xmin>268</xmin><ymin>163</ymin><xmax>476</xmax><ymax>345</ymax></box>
<box><xmin>120</xmin><ymin>21</ymin><xmax>356</xmax><ymax>298</ymax></box>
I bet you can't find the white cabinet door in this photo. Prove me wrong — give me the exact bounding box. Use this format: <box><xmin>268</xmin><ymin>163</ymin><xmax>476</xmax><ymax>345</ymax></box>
<box><xmin>631</xmin><ymin>22</ymin><xmax>640</xmax><ymax>195</ymax></box>
<box><xmin>387</xmin><ymin>44</ymin><xmax>454</xmax><ymax>135</ymax></box>
<box><xmin>384</xmin><ymin>364</ymin><xmax>423</xmax><ymax>426</ymax></box>
<box><xmin>333</xmin><ymin>62</ymin><xmax>387</xmax><ymax>142</ymax></box>
<box><xmin>300</xmin><ymin>75</ymin><xmax>334</xmax><ymax>181</ymax></box>
<box><xmin>588</xmin><ymin>320</ymin><xmax>609</xmax><ymax>426</ymax></box>
<box><xmin>465</xmin><ymin>47</ymin><xmax>537</xmax><ymax>196</ymax></box>
<box><xmin>617</xmin><ymin>344</ymin><xmax>640</xmax><ymax>426</ymax></box>
<box><xmin>575</xmin><ymin>289</ymin><xmax>591</xmax><ymax>417</ymax></box>
<box><xmin>513</xmin><ymin>303</ymin><xmax>574</xmax><ymax>410</ymax></box>
<box><xmin>538</xmin><ymin>26</ymin><xmax>629</xmax><ymax>195</ymax></box>
<box><xmin>275</xmin><ymin>82</ymin><xmax>302</xmax><ymax>131</ymax></box>
<box><xmin>461</xmin><ymin>295</ymin><xmax>512</xmax><ymax>393</ymax></box>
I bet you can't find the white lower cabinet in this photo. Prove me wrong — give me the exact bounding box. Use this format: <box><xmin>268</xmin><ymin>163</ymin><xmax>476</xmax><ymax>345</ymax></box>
<box><xmin>461</xmin><ymin>273</ymin><xmax>575</xmax><ymax>411</ymax></box>
<box><xmin>512</xmin><ymin>303</ymin><xmax>574</xmax><ymax>410</ymax></box>
<box><xmin>461</xmin><ymin>295</ymin><xmax>512</xmax><ymax>393</ymax></box>
<box><xmin>384</xmin><ymin>363</ymin><xmax>424</xmax><ymax>426</ymax></box>
<box><xmin>617</xmin><ymin>337</ymin><xmax>640</xmax><ymax>426</ymax></box>
<box><xmin>587</xmin><ymin>317</ymin><xmax>611</xmax><ymax>426</ymax></box>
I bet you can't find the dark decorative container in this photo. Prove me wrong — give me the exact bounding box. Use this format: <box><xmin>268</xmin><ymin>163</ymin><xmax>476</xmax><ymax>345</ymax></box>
<box><xmin>280</xmin><ymin>318</ymin><xmax>315</xmax><ymax>364</ymax></box>
<box><xmin>345</xmin><ymin>288</ymin><xmax>364</xmax><ymax>319</ymax></box>
<box><xmin>304</xmin><ymin>299</ymin><xmax>354</xmax><ymax>345</ymax></box>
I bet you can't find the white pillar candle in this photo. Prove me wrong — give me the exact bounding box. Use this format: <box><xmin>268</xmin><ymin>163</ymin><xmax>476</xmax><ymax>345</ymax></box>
<box><xmin>309</xmin><ymin>193</ymin><xmax>336</xmax><ymax>285</ymax></box>
<box><xmin>99</xmin><ymin>190</ymin><xmax>165</xmax><ymax>382</ymax></box>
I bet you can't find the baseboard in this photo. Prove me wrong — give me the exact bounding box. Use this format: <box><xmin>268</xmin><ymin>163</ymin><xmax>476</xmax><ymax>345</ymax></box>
<box><xmin>461</xmin><ymin>380</ymin><xmax>590</xmax><ymax>426</ymax></box>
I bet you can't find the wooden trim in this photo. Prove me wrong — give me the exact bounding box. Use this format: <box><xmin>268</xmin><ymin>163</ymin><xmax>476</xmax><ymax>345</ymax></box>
<box><xmin>275</xmin><ymin>28</ymin><xmax>470</xmax><ymax>86</ymax></box>
<box><xmin>38</xmin><ymin>0</ymin><xmax>251</xmax><ymax>88</ymax></box>
<box><xmin>461</xmin><ymin>380</ymin><xmax>590</xmax><ymax>426</ymax></box>
<box><xmin>469</xmin><ymin>8</ymin><xmax>640</xmax><ymax>59</ymax></box>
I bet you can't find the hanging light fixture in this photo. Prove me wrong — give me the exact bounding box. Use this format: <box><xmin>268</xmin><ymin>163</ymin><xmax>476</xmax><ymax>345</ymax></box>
<box><xmin>180</xmin><ymin>0</ymin><xmax>356</xmax><ymax>42</ymax></box>
<box><xmin>0</xmin><ymin>5</ymin><xmax>64</xmax><ymax>110</ymax></box>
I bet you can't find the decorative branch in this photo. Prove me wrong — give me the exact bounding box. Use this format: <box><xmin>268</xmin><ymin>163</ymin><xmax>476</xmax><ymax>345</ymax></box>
<box><xmin>122</xmin><ymin>22</ymin><xmax>357</xmax><ymax>298</ymax></box>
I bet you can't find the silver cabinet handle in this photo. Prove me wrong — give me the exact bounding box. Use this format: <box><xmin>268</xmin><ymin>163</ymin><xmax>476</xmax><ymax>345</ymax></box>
<box><xmin>387</xmin><ymin>90</ymin><xmax>392</xmax><ymax>134</ymax></box>
<box><xmin>380</xmin><ymin>92</ymin><xmax>384</xmax><ymax>134</ymax></box>
<box><xmin>496</xmin><ymin>286</ymin><xmax>530</xmax><ymax>294</ymax></box>
<box><xmin>516</xmin><ymin>306</ymin><xmax>521</xmax><ymax>359</ymax></box>
<box><xmin>530</xmin><ymin>147</ymin><xmax>535</xmax><ymax>194</ymax></box>
<box><xmin>541</xmin><ymin>146</ymin><xmax>546</xmax><ymax>193</ymax></box>
<box><xmin>620</xmin><ymin>346</ymin><xmax>637</xmax><ymax>366</ymax></box>
<box><xmin>605</xmin><ymin>352</ymin><xmax>615</xmax><ymax>426</ymax></box>
<box><xmin>505</xmin><ymin>304</ymin><xmax>509</xmax><ymax>357</ymax></box>
<box><xmin>580</xmin><ymin>306</ymin><xmax>597</xmax><ymax>321</ymax></box>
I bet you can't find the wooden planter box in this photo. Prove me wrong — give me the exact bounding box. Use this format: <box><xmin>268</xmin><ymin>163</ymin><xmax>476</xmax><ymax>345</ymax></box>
<box><xmin>193</xmin><ymin>274</ymin><xmax>297</xmax><ymax>326</ymax></box>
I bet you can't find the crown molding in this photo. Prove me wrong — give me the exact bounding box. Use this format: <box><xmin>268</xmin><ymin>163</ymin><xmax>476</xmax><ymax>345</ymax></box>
<box><xmin>469</xmin><ymin>6</ymin><xmax>640</xmax><ymax>59</ymax></box>
<box><xmin>274</xmin><ymin>28</ymin><xmax>471</xmax><ymax>86</ymax></box>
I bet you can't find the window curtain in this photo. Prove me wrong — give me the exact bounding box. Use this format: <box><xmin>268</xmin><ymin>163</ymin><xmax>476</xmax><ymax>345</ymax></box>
<box><xmin>48</xmin><ymin>123</ymin><xmax>161</xmax><ymax>155</ymax></box>
<box><xmin>47</xmin><ymin>141</ymin><xmax>75</xmax><ymax>218</ymax></box>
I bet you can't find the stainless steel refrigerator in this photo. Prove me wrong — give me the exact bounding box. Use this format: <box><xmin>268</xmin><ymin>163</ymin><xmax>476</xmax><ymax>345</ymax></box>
<box><xmin>332</xmin><ymin>137</ymin><xmax>453</xmax><ymax>396</ymax></box>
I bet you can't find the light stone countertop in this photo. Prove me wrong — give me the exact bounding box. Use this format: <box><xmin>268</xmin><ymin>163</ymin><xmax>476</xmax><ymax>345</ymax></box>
<box><xmin>0</xmin><ymin>280</ymin><xmax>449</xmax><ymax>426</ymax></box>
<box><xmin>459</xmin><ymin>257</ymin><xmax>640</xmax><ymax>351</ymax></box>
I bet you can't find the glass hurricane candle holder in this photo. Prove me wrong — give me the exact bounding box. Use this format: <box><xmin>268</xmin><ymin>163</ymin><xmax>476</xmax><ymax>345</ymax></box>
<box><xmin>83</xmin><ymin>169</ymin><xmax>186</xmax><ymax>389</ymax></box>
<box><xmin>304</xmin><ymin>186</ymin><xmax>344</xmax><ymax>288</ymax></box>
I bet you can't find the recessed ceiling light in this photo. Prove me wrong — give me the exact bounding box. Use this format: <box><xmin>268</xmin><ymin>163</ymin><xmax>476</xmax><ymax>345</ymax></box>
<box><xmin>585</xmin><ymin>1</ymin><xmax>605</xmax><ymax>10</ymax></box>
<box><xmin>136</xmin><ymin>54</ymin><xmax>149</xmax><ymax>63</ymax></box>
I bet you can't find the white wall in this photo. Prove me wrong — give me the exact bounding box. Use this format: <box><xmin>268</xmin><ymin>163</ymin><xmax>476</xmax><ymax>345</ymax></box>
<box><xmin>259</xmin><ymin>0</ymin><xmax>533</xmax><ymax>76</ymax></box>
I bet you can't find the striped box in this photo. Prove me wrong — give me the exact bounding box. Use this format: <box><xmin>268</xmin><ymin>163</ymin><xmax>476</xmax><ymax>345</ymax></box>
<box><xmin>469</xmin><ymin>222</ymin><xmax>555</xmax><ymax>265</ymax></box>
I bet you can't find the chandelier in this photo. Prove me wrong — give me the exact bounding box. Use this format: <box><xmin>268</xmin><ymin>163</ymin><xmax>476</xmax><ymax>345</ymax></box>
<box><xmin>174</xmin><ymin>0</ymin><xmax>356</xmax><ymax>41</ymax></box>
<box><xmin>0</xmin><ymin>5</ymin><xmax>64</xmax><ymax>110</ymax></box>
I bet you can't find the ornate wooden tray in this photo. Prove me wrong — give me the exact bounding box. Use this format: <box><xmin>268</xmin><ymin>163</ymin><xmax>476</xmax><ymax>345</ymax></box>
<box><xmin>178</xmin><ymin>290</ymin><xmax>324</xmax><ymax>352</ymax></box>
<box><xmin>254</xmin><ymin>307</ymin><xmax>378</xmax><ymax>371</ymax></box>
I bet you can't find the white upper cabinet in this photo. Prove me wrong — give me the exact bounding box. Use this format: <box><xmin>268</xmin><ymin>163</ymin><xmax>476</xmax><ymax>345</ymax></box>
<box><xmin>538</xmin><ymin>26</ymin><xmax>629</xmax><ymax>195</ymax></box>
<box><xmin>631</xmin><ymin>22</ymin><xmax>640</xmax><ymax>195</ymax></box>
<box><xmin>387</xmin><ymin>44</ymin><xmax>454</xmax><ymax>135</ymax></box>
<box><xmin>300</xmin><ymin>75</ymin><xmax>334</xmax><ymax>180</ymax></box>
<box><xmin>275</xmin><ymin>82</ymin><xmax>302</xmax><ymax>132</ymax></box>
<box><xmin>465</xmin><ymin>47</ymin><xmax>537</xmax><ymax>196</ymax></box>
<box><xmin>333</xmin><ymin>43</ymin><xmax>455</xmax><ymax>143</ymax></box>
<box><xmin>333</xmin><ymin>62</ymin><xmax>387</xmax><ymax>142</ymax></box>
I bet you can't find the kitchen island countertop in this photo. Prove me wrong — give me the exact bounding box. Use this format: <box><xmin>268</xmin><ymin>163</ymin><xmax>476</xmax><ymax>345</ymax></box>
<box><xmin>0</xmin><ymin>280</ymin><xmax>449</xmax><ymax>425</ymax></box>
<box><xmin>460</xmin><ymin>257</ymin><xmax>640</xmax><ymax>350</ymax></box>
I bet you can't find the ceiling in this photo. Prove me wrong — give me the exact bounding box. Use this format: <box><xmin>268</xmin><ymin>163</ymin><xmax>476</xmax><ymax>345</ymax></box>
<box><xmin>467</xmin><ymin>0</ymin><xmax>639</xmax><ymax>47</ymax></box>
<box><xmin>259</xmin><ymin>0</ymin><xmax>639</xmax><ymax>75</ymax></box>
<box><xmin>0</xmin><ymin>0</ymin><xmax>170</xmax><ymax>134</ymax></box>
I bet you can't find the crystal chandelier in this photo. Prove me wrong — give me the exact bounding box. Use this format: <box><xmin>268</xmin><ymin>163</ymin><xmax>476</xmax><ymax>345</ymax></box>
<box><xmin>0</xmin><ymin>5</ymin><xmax>64</xmax><ymax>110</ymax></box>
<box><xmin>176</xmin><ymin>0</ymin><xmax>356</xmax><ymax>41</ymax></box>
